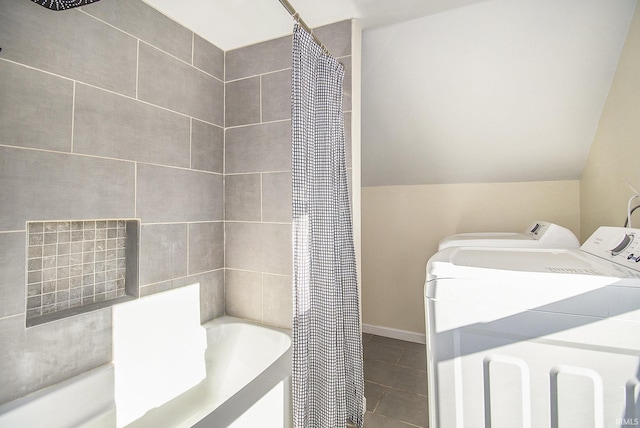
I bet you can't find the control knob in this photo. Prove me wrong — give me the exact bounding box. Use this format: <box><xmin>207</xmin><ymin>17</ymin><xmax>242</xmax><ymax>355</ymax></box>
<box><xmin>610</xmin><ymin>233</ymin><xmax>633</xmax><ymax>256</ymax></box>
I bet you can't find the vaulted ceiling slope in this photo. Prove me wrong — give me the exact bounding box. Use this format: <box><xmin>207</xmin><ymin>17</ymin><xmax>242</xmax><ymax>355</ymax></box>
<box><xmin>362</xmin><ymin>0</ymin><xmax>637</xmax><ymax>186</ymax></box>
<box><xmin>142</xmin><ymin>0</ymin><xmax>637</xmax><ymax>187</ymax></box>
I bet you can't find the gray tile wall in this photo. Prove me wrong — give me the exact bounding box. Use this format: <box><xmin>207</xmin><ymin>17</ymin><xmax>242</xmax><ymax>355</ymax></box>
<box><xmin>0</xmin><ymin>0</ymin><xmax>354</xmax><ymax>404</ymax></box>
<box><xmin>0</xmin><ymin>0</ymin><xmax>224</xmax><ymax>404</ymax></box>
<box><xmin>224</xmin><ymin>20</ymin><xmax>354</xmax><ymax>329</ymax></box>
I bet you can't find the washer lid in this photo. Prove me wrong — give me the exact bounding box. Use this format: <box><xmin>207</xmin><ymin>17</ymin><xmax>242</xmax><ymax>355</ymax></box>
<box><xmin>438</xmin><ymin>221</ymin><xmax>579</xmax><ymax>250</ymax></box>
<box><xmin>428</xmin><ymin>247</ymin><xmax>632</xmax><ymax>279</ymax></box>
<box><xmin>438</xmin><ymin>232</ymin><xmax>534</xmax><ymax>250</ymax></box>
<box><xmin>459</xmin><ymin>248</ymin><xmax>609</xmax><ymax>274</ymax></box>
<box><xmin>426</xmin><ymin>247</ymin><xmax>640</xmax><ymax>322</ymax></box>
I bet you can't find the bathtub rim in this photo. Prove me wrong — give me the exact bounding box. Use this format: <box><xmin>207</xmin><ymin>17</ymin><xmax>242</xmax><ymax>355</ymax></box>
<box><xmin>193</xmin><ymin>316</ymin><xmax>292</xmax><ymax>428</ymax></box>
<box><xmin>202</xmin><ymin>315</ymin><xmax>292</xmax><ymax>339</ymax></box>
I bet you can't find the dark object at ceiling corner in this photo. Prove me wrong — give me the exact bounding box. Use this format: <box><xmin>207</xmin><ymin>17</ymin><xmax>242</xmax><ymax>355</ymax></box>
<box><xmin>30</xmin><ymin>0</ymin><xmax>101</xmax><ymax>11</ymax></box>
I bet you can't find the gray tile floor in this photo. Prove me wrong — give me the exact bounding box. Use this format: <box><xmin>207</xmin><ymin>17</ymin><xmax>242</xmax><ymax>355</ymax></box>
<box><xmin>363</xmin><ymin>334</ymin><xmax>429</xmax><ymax>427</ymax></box>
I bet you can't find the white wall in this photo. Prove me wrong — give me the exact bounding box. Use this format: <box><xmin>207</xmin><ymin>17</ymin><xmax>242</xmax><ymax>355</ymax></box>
<box><xmin>581</xmin><ymin>3</ymin><xmax>640</xmax><ymax>238</ymax></box>
<box><xmin>362</xmin><ymin>0</ymin><xmax>636</xmax><ymax>187</ymax></box>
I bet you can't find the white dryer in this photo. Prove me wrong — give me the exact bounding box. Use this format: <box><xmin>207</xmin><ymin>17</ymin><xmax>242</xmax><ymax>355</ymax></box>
<box><xmin>438</xmin><ymin>221</ymin><xmax>579</xmax><ymax>251</ymax></box>
<box><xmin>425</xmin><ymin>226</ymin><xmax>640</xmax><ymax>428</ymax></box>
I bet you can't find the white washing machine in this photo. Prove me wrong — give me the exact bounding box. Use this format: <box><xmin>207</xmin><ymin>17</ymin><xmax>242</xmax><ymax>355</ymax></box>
<box><xmin>425</xmin><ymin>226</ymin><xmax>640</xmax><ymax>428</ymax></box>
<box><xmin>438</xmin><ymin>221</ymin><xmax>580</xmax><ymax>251</ymax></box>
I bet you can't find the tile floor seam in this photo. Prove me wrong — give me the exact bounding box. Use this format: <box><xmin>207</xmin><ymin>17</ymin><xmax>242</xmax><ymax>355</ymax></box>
<box><xmin>364</xmin><ymin>379</ymin><xmax>428</xmax><ymax>397</ymax></box>
<box><xmin>370</xmin><ymin>394</ymin><xmax>381</xmax><ymax>414</ymax></box>
<box><xmin>391</xmin><ymin>361</ymin><xmax>426</xmax><ymax>371</ymax></box>
<box><xmin>366</xmin><ymin>412</ymin><xmax>425</xmax><ymax>428</ymax></box>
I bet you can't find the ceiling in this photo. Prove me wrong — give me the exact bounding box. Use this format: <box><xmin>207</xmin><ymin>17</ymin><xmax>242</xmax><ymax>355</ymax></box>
<box><xmin>142</xmin><ymin>0</ymin><xmax>638</xmax><ymax>187</ymax></box>
<box><xmin>140</xmin><ymin>0</ymin><xmax>491</xmax><ymax>51</ymax></box>
<box><xmin>361</xmin><ymin>0</ymin><xmax>637</xmax><ymax>186</ymax></box>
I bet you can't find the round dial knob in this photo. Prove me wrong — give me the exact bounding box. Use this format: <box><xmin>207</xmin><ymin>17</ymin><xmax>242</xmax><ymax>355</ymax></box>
<box><xmin>610</xmin><ymin>233</ymin><xmax>633</xmax><ymax>256</ymax></box>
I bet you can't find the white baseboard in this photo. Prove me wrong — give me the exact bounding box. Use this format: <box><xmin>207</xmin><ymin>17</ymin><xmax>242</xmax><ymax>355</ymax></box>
<box><xmin>362</xmin><ymin>323</ymin><xmax>426</xmax><ymax>345</ymax></box>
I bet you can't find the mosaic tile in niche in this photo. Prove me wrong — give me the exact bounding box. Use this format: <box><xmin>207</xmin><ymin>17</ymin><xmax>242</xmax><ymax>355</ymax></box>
<box><xmin>25</xmin><ymin>219</ymin><xmax>138</xmax><ymax>324</ymax></box>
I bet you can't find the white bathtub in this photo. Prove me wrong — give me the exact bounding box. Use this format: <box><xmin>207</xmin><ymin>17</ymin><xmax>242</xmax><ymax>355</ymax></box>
<box><xmin>0</xmin><ymin>312</ymin><xmax>292</xmax><ymax>428</ymax></box>
<box><xmin>127</xmin><ymin>316</ymin><xmax>292</xmax><ymax>428</ymax></box>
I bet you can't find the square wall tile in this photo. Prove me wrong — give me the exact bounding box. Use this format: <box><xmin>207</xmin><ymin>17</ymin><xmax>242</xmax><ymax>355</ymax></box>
<box><xmin>225</xmin><ymin>77</ymin><xmax>261</xmax><ymax>127</ymax></box>
<box><xmin>262</xmin><ymin>69</ymin><xmax>292</xmax><ymax>122</ymax></box>
<box><xmin>263</xmin><ymin>274</ymin><xmax>292</xmax><ymax>329</ymax></box>
<box><xmin>199</xmin><ymin>270</ymin><xmax>225</xmax><ymax>323</ymax></box>
<box><xmin>194</xmin><ymin>34</ymin><xmax>224</xmax><ymax>80</ymax></box>
<box><xmin>262</xmin><ymin>172</ymin><xmax>292</xmax><ymax>223</ymax></box>
<box><xmin>0</xmin><ymin>61</ymin><xmax>73</xmax><ymax>152</ymax></box>
<box><xmin>139</xmin><ymin>223</ymin><xmax>188</xmax><ymax>286</ymax></box>
<box><xmin>225</xmin><ymin>269</ymin><xmax>262</xmax><ymax>323</ymax></box>
<box><xmin>191</xmin><ymin>120</ymin><xmax>224</xmax><ymax>173</ymax></box>
<box><xmin>188</xmin><ymin>222</ymin><xmax>224</xmax><ymax>274</ymax></box>
<box><xmin>225</xmin><ymin>174</ymin><xmax>262</xmax><ymax>221</ymax></box>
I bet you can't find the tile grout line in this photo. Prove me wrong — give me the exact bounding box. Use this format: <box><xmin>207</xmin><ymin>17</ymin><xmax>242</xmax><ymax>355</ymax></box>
<box><xmin>138</xmin><ymin>267</ymin><xmax>224</xmax><ymax>290</ymax></box>
<box><xmin>135</xmin><ymin>40</ymin><xmax>140</xmax><ymax>99</ymax></box>
<box><xmin>191</xmin><ymin>32</ymin><xmax>195</xmax><ymax>66</ymax></box>
<box><xmin>70</xmin><ymin>82</ymin><xmax>76</xmax><ymax>153</ymax></box>
<box><xmin>186</xmin><ymin>223</ymin><xmax>190</xmax><ymax>277</ymax></box>
<box><xmin>367</xmin><ymin>412</ymin><xmax>425</xmax><ymax>428</ymax></box>
<box><xmin>259</xmin><ymin>75</ymin><xmax>263</xmax><ymax>123</ymax></box>
<box><xmin>134</xmin><ymin>163</ymin><xmax>138</xmax><ymax>218</ymax></box>
<box><xmin>0</xmin><ymin>58</ymin><xmax>223</xmax><ymax>128</ymax></box>
<box><xmin>364</xmin><ymin>374</ymin><xmax>428</xmax><ymax>394</ymax></box>
<box><xmin>0</xmin><ymin>143</ymin><xmax>223</xmax><ymax>177</ymax></box>
<box><xmin>224</xmin><ymin>54</ymin><xmax>351</xmax><ymax>84</ymax></box>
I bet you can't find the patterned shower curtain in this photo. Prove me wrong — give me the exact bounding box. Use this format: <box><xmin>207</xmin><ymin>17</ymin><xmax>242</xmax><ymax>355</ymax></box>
<box><xmin>291</xmin><ymin>24</ymin><xmax>365</xmax><ymax>428</ymax></box>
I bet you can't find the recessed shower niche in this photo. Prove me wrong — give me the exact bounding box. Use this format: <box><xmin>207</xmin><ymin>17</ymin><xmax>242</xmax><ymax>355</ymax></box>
<box><xmin>25</xmin><ymin>219</ymin><xmax>139</xmax><ymax>327</ymax></box>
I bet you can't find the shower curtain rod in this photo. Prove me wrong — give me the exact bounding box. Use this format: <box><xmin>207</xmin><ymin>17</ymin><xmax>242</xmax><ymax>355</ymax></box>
<box><xmin>278</xmin><ymin>0</ymin><xmax>330</xmax><ymax>55</ymax></box>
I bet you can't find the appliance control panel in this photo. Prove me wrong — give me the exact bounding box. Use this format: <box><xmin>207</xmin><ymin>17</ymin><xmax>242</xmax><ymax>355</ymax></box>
<box><xmin>524</xmin><ymin>221</ymin><xmax>580</xmax><ymax>248</ymax></box>
<box><xmin>580</xmin><ymin>226</ymin><xmax>640</xmax><ymax>272</ymax></box>
<box><xmin>525</xmin><ymin>221</ymin><xmax>551</xmax><ymax>237</ymax></box>
<box><xmin>525</xmin><ymin>222</ymin><xmax>545</xmax><ymax>236</ymax></box>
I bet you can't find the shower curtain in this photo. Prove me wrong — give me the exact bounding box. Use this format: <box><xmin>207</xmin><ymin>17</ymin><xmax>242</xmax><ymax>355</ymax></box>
<box><xmin>291</xmin><ymin>24</ymin><xmax>365</xmax><ymax>428</ymax></box>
